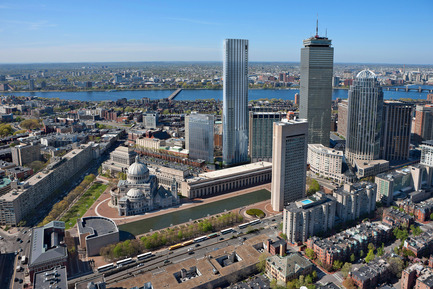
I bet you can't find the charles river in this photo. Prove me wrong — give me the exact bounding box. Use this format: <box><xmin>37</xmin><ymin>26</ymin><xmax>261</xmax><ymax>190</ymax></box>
<box><xmin>2</xmin><ymin>85</ymin><xmax>433</xmax><ymax>102</ymax></box>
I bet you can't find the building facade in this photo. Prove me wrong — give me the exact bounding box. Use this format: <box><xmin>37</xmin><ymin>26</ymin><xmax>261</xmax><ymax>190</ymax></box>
<box><xmin>381</xmin><ymin>101</ymin><xmax>413</xmax><ymax>161</ymax></box>
<box><xmin>283</xmin><ymin>192</ymin><xmax>336</xmax><ymax>244</ymax></box>
<box><xmin>181</xmin><ymin>162</ymin><xmax>271</xmax><ymax>198</ymax></box>
<box><xmin>0</xmin><ymin>144</ymin><xmax>96</xmax><ymax>226</ymax></box>
<box><xmin>110</xmin><ymin>156</ymin><xmax>178</xmax><ymax>216</ymax></box>
<box><xmin>271</xmin><ymin>119</ymin><xmax>308</xmax><ymax>211</ymax></box>
<box><xmin>332</xmin><ymin>182</ymin><xmax>377</xmax><ymax>222</ymax></box>
<box><xmin>413</xmin><ymin>105</ymin><xmax>433</xmax><ymax>144</ymax></box>
<box><xmin>223</xmin><ymin>39</ymin><xmax>249</xmax><ymax>166</ymax></box>
<box><xmin>421</xmin><ymin>141</ymin><xmax>433</xmax><ymax>167</ymax></box>
<box><xmin>102</xmin><ymin>146</ymin><xmax>136</xmax><ymax>176</ymax></box>
<box><xmin>78</xmin><ymin>216</ymin><xmax>119</xmax><ymax>257</ymax></box>
<box><xmin>11</xmin><ymin>143</ymin><xmax>41</xmax><ymax>166</ymax></box>
<box><xmin>185</xmin><ymin>113</ymin><xmax>214</xmax><ymax>163</ymax></box>
<box><xmin>299</xmin><ymin>33</ymin><xmax>334</xmax><ymax>146</ymax></box>
<box><xmin>308</xmin><ymin>144</ymin><xmax>343</xmax><ymax>182</ymax></box>
<box><xmin>346</xmin><ymin>70</ymin><xmax>384</xmax><ymax>166</ymax></box>
<box><xmin>249</xmin><ymin>111</ymin><xmax>284</xmax><ymax>162</ymax></box>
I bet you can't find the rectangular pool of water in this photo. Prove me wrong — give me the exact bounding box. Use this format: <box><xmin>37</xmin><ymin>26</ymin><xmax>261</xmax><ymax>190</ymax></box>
<box><xmin>119</xmin><ymin>189</ymin><xmax>271</xmax><ymax>236</ymax></box>
<box><xmin>300</xmin><ymin>199</ymin><xmax>313</xmax><ymax>205</ymax></box>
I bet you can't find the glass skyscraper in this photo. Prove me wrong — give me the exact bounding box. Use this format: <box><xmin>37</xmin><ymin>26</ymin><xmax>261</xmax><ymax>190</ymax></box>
<box><xmin>299</xmin><ymin>34</ymin><xmax>334</xmax><ymax>146</ymax></box>
<box><xmin>223</xmin><ymin>39</ymin><xmax>249</xmax><ymax>166</ymax></box>
<box><xmin>185</xmin><ymin>113</ymin><xmax>214</xmax><ymax>163</ymax></box>
<box><xmin>249</xmin><ymin>111</ymin><xmax>284</xmax><ymax>162</ymax></box>
<box><xmin>346</xmin><ymin>70</ymin><xmax>384</xmax><ymax>165</ymax></box>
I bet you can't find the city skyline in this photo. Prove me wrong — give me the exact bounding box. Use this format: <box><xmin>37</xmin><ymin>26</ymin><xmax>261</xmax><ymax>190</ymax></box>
<box><xmin>0</xmin><ymin>0</ymin><xmax>432</xmax><ymax>64</ymax></box>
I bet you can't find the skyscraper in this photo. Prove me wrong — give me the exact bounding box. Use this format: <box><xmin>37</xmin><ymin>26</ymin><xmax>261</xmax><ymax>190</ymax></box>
<box><xmin>299</xmin><ymin>27</ymin><xmax>334</xmax><ymax>146</ymax></box>
<box><xmin>381</xmin><ymin>101</ymin><xmax>413</xmax><ymax>161</ymax></box>
<box><xmin>249</xmin><ymin>111</ymin><xmax>284</xmax><ymax>162</ymax></box>
<box><xmin>271</xmin><ymin>118</ymin><xmax>308</xmax><ymax>212</ymax></box>
<box><xmin>346</xmin><ymin>70</ymin><xmax>384</xmax><ymax>165</ymax></box>
<box><xmin>223</xmin><ymin>39</ymin><xmax>249</xmax><ymax>166</ymax></box>
<box><xmin>185</xmin><ymin>113</ymin><xmax>214</xmax><ymax>163</ymax></box>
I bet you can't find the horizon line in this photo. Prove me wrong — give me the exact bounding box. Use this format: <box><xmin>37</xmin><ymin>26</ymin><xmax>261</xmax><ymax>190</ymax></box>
<box><xmin>0</xmin><ymin>60</ymin><xmax>432</xmax><ymax>66</ymax></box>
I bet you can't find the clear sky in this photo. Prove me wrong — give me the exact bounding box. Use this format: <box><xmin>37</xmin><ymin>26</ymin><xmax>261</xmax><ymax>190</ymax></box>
<box><xmin>1</xmin><ymin>0</ymin><xmax>432</xmax><ymax>64</ymax></box>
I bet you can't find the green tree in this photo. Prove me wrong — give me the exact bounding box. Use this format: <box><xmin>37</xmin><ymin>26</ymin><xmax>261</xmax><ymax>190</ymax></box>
<box><xmin>367</xmin><ymin>243</ymin><xmax>375</xmax><ymax>252</ymax></box>
<box><xmin>365</xmin><ymin>249</ymin><xmax>375</xmax><ymax>263</ymax></box>
<box><xmin>377</xmin><ymin>243</ymin><xmax>385</xmax><ymax>256</ymax></box>
<box><xmin>388</xmin><ymin>257</ymin><xmax>404</xmax><ymax>278</ymax></box>
<box><xmin>410</xmin><ymin>225</ymin><xmax>423</xmax><ymax>236</ymax></box>
<box><xmin>430</xmin><ymin>213</ymin><xmax>433</xmax><ymax>221</ymax></box>
<box><xmin>20</xmin><ymin>119</ymin><xmax>41</xmax><ymax>130</ymax></box>
<box><xmin>307</xmin><ymin>178</ymin><xmax>320</xmax><ymax>196</ymax></box>
<box><xmin>305</xmin><ymin>248</ymin><xmax>316</xmax><ymax>260</ymax></box>
<box><xmin>333</xmin><ymin>260</ymin><xmax>343</xmax><ymax>270</ymax></box>
<box><xmin>350</xmin><ymin>253</ymin><xmax>356</xmax><ymax>262</ymax></box>
<box><xmin>305</xmin><ymin>275</ymin><xmax>313</xmax><ymax>284</ymax></box>
<box><xmin>341</xmin><ymin>263</ymin><xmax>352</xmax><ymax>278</ymax></box>
<box><xmin>257</xmin><ymin>253</ymin><xmax>268</xmax><ymax>273</ymax></box>
<box><xmin>312</xmin><ymin>270</ymin><xmax>318</xmax><ymax>280</ymax></box>
<box><xmin>0</xmin><ymin>124</ymin><xmax>13</xmax><ymax>137</ymax></box>
<box><xmin>393</xmin><ymin>227</ymin><xmax>409</xmax><ymax>241</ymax></box>
<box><xmin>27</xmin><ymin>160</ymin><xmax>45</xmax><ymax>173</ymax></box>
<box><xmin>360</xmin><ymin>250</ymin><xmax>365</xmax><ymax>258</ymax></box>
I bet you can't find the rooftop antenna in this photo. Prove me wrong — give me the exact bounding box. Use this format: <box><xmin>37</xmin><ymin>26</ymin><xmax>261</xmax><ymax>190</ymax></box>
<box><xmin>315</xmin><ymin>14</ymin><xmax>319</xmax><ymax>37</ymax></box>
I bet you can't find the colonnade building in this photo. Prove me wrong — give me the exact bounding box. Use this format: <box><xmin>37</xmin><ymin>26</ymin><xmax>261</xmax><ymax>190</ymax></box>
<box><xmin>180</xmin><ymin>162</ymin><xmax>271</xmax><ymax>199</ymax></box>
<box><xmin>307</xmin><ymin>144</ymin><xmax>343</xmax><ymax>183</ymax></box>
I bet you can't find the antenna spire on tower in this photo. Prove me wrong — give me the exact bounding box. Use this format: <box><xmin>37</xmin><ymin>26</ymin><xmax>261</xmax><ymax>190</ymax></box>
<box><xmin>316</xmin><ymin>14</ymin><xmax>319</xmax><ymax>37</ymax></box>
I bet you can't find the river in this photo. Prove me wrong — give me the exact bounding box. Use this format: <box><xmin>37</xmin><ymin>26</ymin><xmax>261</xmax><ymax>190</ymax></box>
<box><xmin>1</xmin><ymin>86</ymin><xmax>432</xmax><ymax>102</ymax></box>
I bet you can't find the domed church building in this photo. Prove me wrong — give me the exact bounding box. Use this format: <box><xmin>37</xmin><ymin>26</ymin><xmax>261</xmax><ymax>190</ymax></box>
<box><xmin>110</xmin><ymin>155</ymin><xmax>179</xmax><ymax>216</ymax></box>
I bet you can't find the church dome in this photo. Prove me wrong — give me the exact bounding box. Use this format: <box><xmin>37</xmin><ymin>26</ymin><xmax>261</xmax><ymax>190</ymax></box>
<box><xmin>126</xmin><ymin>188</ymin><xmax>144</xmax><ymax>199</ymax></box>
<box><xmin>127</xmin><ymin>155</ymin><xmax>149</xmax><ymax>184</ymax></box>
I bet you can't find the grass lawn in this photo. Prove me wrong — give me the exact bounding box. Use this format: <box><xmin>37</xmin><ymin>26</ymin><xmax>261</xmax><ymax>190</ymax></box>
<box><xmin>61</xmin><ymin>183</ymin><xmax>108</xmax><ymax>230</ymax></box>
<box><xmin>246</xmin><ymin>208</ymin><xmax>265</xmax><ymax>218</ymax></box>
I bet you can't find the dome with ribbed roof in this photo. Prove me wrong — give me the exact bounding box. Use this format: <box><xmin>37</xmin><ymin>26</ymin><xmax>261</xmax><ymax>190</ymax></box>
<box><xmin>127</xmin><ymin>155</ymin><xmax>149</xmax><ymax>184</ymax></box>
<box><xmin>126</xmin><ymin>188</ymin><xmax>144</xmax><ymax>199</ymax></box>
<box><xmin>356</xmin><ymin>69</ymin><xmax>376</xmax><ymax>79</ymax></box>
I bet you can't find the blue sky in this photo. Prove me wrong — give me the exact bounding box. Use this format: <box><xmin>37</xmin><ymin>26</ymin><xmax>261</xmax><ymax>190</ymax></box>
<box><xmin>0</xmin><ymin>0</ymin><xmax>432</xmax><ymax>64</ymax></box>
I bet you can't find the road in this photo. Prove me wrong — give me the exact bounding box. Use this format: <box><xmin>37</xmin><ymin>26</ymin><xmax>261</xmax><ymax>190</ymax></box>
<box><xmin>69</xmin><ymin>214</ymin><xmax>285</xmax><ymax>287</ymax></box>
<box><xmin>0</xmin><ymin>228</ymin><xmax>32</xmax><ymax>289</ymax></box>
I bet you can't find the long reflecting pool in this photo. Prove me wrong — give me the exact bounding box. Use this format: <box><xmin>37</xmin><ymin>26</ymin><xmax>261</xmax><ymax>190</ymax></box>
<box><xmin>119</xmin><ymin>189</ymin><xmax>271</xmax><ymax>236</ymax></box>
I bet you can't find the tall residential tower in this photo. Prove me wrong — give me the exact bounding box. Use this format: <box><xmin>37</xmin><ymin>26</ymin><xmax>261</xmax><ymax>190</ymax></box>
<box><xmin>223</xmin><ymin>39</ymin><xmax>249</xmax><ymax>166</ymax></box>
<box><xmin>299</xmin><ymin>28</ymin><xmax>334</xmax><ymax>146</ymax></box>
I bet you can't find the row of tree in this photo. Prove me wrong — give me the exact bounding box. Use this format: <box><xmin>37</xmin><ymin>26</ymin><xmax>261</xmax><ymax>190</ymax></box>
<box><xmin>39</xmin><ymin>174</ymin><xmax>96</xmax><ymax>226</ymax></box>
<box><xmin>100</xmin><ymin>212</ymin><xmax>243</xmax><ymax>260</ymax></box>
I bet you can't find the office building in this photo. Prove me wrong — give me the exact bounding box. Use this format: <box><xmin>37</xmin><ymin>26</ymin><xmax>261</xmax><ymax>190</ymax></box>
<box><xmin>223</xmin><ymin>39</ymin><xmax>249</xmax><ymax>166</ymax></box>
<box><xmin>185</xmin><ymin>113</ymin><xmax>214</xmax><ymax>163</ymax></box>
<box><xmin>11</xmin><ymin>143</ymin><xmax>41</xmax><ymax>166</ymax></box>
<box><xmin>283</xmin><ymin>192</ymin><xmax>336</xmax><ymax>244</ymax></box>
<box><xmin>346</xmin><ymin>70</ymin><xmax>384</xmax><ymax>166</ymax></box>
<box><xmin>249</xmin><ymin>111</ymin><xmax>284</xmax><ymax>162</ymax></box>
<box><xmin>29</xmin><ymin>221</ymin><xmax>67</xmax><ymax>282</ymax></box>
<box><xmin>381</xmin><ymin>101</ymin><xmax>413</xmax><ymax>161</ymax></box>
<box><xmin>29</xmin><ymin>79</ymin><xmax>35</xmax><ymax>91</ymax></box>
<box><xmin>143</xmin><ymin>112</ymin><xmax>159</xmax><ymax>129</ymax></box>
<box><xmin>413</xmin><ymin>105</ymin><xmax>433</xmax><ymax>144</ymax></box>
<box><xmin>337</xmin><ymin>100</ymin><xmax>348</xmax><ymax>138</ymax></box>
<box><xmin>308</xmin><ymin>144</ymin><xmax>344</xmax><ymax>183</ymax></box>
<box><xmin>181</xmin><ymin>162</ymin><xmax>271</xmax><ymax>198</ymax></box>
<box><xmin>332</xmin><ymin>182</ymin><xmax>377</xmax><ymax>222</ymax></box>
<box><xmin>271</xmin><ymin>119</ymin><xmax>308</xmax><ymax>211</ymax></box>
<box><xmin>299</xmin><ymin>29</ymin><xmax>334</xmax><ymax>146</ymax></box>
